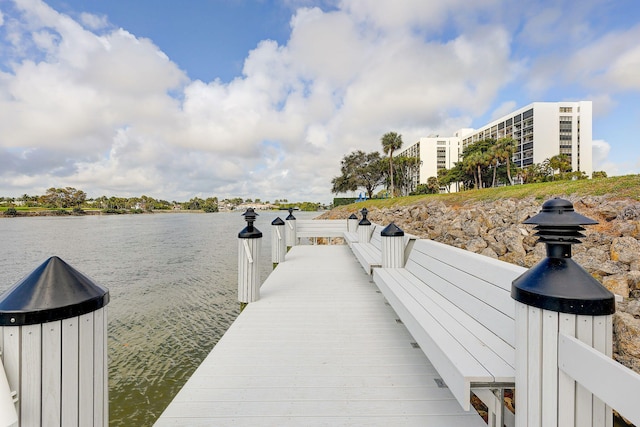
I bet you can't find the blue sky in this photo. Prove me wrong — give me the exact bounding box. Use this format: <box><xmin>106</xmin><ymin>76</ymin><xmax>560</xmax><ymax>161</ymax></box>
<box><xmin>1</xmin><ymin>0</ymin><xmax>639</xmax><ymax>203</ymax></box>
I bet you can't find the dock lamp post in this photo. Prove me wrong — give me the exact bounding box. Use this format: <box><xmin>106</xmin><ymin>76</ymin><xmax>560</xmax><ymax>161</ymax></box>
<box><xmin>285</xmin><ymin>208</ymin><xmax>297</xmax><ymax>249</ymax></box>
<box><xmin>511</xmin><ymin>198</ymin><xmax>615</xmax><ymax>427</ymax></box>
<box><xmin>238</xmin><ymin>208</ymin><xmax>263</xmax><ymax>308</ymax></box>
<box><xmin>358</xmin><ymin>208</ymin><xmax>372</xmax><ymax>243</ymax></box>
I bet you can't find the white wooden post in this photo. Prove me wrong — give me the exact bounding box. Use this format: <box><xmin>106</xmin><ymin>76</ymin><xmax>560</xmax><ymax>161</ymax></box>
<box><xmin>347</xmin><ymin>214</ymin><xmax>358</xmax><ymax>233</ymax></box>
<box><xmin>0</xmin><ymin>256</ymin><xmax>110</xmax><ymax>427</ymax></box>
<box><xmin>271</xmin><ymin>217</ymin><xmax>286</xmax><ymax>268</ymax></box>
<box><xmin>512</xmin><ymin>198</ymin><xmax>615</xmax><ymax>427</ymax></box>
<box><xmin>357</xmin><ymin>208</ymin><xmax>371</xmax><ymax>243</ymax></box>
<box><xmin>381</xmin><ymin>223</ymin><xmax>405</xmax><ymax>268</ymax></box>
<box><xmin>285</xmin><ymin>208</ymin><xmax>296</xmax><ymax>248</ymax></box>
<box><xmin>238</xmin><ymin>208</ymin><xmax>262</xmax><ymax>304</ymax></box>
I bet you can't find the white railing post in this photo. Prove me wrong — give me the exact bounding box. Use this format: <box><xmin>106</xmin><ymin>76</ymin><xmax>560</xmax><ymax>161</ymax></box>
<box><xmin>381</xmin><ymin>223</ymin><xmax>405</xmax><ymax>268</ymax></box>
<box><xmin>271</xmin><ymin>217</ymin><xmax>286</xmax><ymax>268</ymax></box>
<box><xmin>285</xmin><ymin>208</ymin><xmax>297</xmax><ymax>249</ymax></box>
<box><xmin>511</xmin><ymin>198</ymin><xmax>615</xmax><ymax>427</ymax></box>
<box><xmin>238</xmin><ymin>208</ymin><xmax>262</xmax><ymax>307</ymax></box>
<box><xmin>0</xmin><ymin>256</ymin><xmax>110</xmax><ymax>427</ymax></box>
<box><xmin>347</xmin><ymin>213</ymin><xmax>358</xmax><ymax>233</ymax></box>
<box><xmin>357</xmin><ymin>208</ymin><xmax>371</xmax><ymax>243</ymax></box>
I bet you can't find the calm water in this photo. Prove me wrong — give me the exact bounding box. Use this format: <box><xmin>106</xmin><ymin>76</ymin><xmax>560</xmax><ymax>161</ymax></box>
<box><xmin>0</xmin><ymin>210</ymin><xmax>317</xmax><ymax>426</ymax></box>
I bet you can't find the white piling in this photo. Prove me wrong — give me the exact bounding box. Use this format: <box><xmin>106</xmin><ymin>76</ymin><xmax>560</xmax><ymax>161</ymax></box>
<box><xmin>381</xmin><ymin>223</ymin><xmax>405</xmax><ymax>268</ymax></box>
<box><xmin>0</xmin><ymin>256</ymin><xmax>110</xmax><ymax>427</ymax></box>
<box><xmin>271</xmin><ymin>217</ymin><xmax>286</xmax><ymax>267</ymax></box>
<box><xmin>347</xmin><ymin>214</ymin><xmax>358</xmax><ymax>233</ymax></box>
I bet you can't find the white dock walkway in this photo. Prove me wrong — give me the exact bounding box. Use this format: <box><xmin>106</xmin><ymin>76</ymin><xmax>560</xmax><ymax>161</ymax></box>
<box><xmin>154</xmin><ymin>245</ymin><xmax>485</xmax><ymax>426</ymax></box>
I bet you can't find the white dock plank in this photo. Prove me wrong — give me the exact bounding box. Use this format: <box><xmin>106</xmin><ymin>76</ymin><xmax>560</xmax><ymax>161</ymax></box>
<box><xmin>155</xmin><ymin>245</ymin><xmax>485</xmax><ymax>426</ymax></box>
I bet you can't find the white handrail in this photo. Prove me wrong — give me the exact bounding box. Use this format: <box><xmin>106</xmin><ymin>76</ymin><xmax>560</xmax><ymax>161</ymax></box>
<box><xmin>558</xmin><ymin>332</ymin><xmax>640</xmax><ymax>426</ymax></box>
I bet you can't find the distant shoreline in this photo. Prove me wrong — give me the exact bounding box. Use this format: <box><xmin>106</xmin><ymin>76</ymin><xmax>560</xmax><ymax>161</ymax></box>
<box><xmin>1</xmin><ymin>209</ymin><xmax>199</xmax><ymax>218</ymax></box>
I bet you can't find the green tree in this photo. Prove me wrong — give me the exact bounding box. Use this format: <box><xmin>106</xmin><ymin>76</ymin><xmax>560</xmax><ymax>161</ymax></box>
<box><xmin>380</xmin><ymin>132</ymin><xmax>403</xmax><ymax>197</ymax></box>
<box><xmin>393</xmin><ymin>156</ymin><xmax>420</xmax><ymax>196</ymax></box>
<box><xmin>437</xmin><ymin>166</ymin><xmax>463</xmax><ymax>193</ymax></box>
<box><xmin>548</xmin><ymin>154</ymin><xmax>572</xmax><ymax>178</ymax></box>
<box><xmin>202</xmin><ymin>197</ymin><xmax>219</xmax><ymax>212</ymax></box>
<box><xmin>495</xmin><ymin>137</ymin><xmax>517</xmax><ymax>185</ymax></box>
<box><xmin>331</xmin><ymin>150</ymin><xmax>385</xmax><ymax>199</ymax></box>
<box><xmin>460</xmin><ymin>139</ymin><xmax>494</xmax><ymax>189</ymax></box>
<box><xmin>592</xmin><ymin>171</ymin><xmax>608</xmax><ymax>179</ymax></box>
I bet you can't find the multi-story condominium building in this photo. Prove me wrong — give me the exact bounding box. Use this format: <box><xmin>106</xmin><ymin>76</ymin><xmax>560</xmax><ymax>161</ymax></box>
<box><xmin>398</xmin><ymin>101</ymin><xmax>593</xmax><ymax>192</ymax></box>
<box><xmin>400</xmin><ymin>130</ymin><xmax>472</xmax><ymax>192</ymax></box>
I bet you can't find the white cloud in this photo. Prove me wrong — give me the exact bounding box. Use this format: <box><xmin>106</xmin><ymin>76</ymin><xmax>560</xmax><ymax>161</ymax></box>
<box><xmin>0</xmin><ymin>0</ymin><xmax>638</xmax><ymax>202</ymax></box>
<box><xmin>490</xmin><ymin>101</ymin><xmax>517</xmax><ymax>122</ymax></box>
<box><xmin>79</xmin><ymin>12</ymin><xmax>108</xmax><ymax>31</ymax></box>
<box><xmin>592</xmin><ymin>139</ymin><xmax>611</xmax><ymax>171</ymax></box>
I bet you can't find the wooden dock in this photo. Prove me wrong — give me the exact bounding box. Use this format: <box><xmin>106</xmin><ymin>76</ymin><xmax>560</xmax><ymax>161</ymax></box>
<box><xmin>154</xmin><ymin>245</ymin><xmax>485</xmax><ymax>426</ymax></box>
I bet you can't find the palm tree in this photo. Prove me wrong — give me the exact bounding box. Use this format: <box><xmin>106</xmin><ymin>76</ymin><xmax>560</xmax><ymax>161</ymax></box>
<box><xmin>548</xmin><ymin>154</ymin><xmax>572</xmax><ymax>177</ymax></box>
<box><xmin>496</xmin><ymin>137</ymin><xmax>517</xmax><ymax>185</ymax></box>
<box><xmin>380</xmin><ymin>132</ymin><xmax>403</xmax><ymax>197</ymax></box>
<box><xmin>489</xmin><ymin>145</ymin><xmax>500</xmax><ymax>187</ymax></box>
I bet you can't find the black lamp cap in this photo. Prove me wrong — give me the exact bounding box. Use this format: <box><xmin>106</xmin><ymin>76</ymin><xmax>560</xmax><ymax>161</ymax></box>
<box><xmin>382</xmin><ymin>222</ymin><xmax>404</xmax><ymax>237</ymax></box>
<box><xmin>513</xmin><ymin>197</ymin><xmax>613</xmax><ymax>315</ymax></box>
<box><xmin>272</xmin><ymin>217</ymin><xmax>285</xmax><ymax>226</ymax></box>
<box><xmin>359</xmin><ymin>208</ymin><xmax>371</xmax><ymax>226</ymax></box>
<box><xmin>512</xmin><ymin>257</ymin><xmax>615</xmax><ymax>315</ymax></box>
<box><xmin>524</xmin><ymin>198</ymin><xmax>598</xmax><ymax>226</ymax></box>
<box><xmin>348</xmin><ymin>213</ymin><xmax>358</xmax><ymax>219</ymax></box>
<box><xmin>239</xmin><ymin>208</ymin><xmax>262</xmax><ymax>238</ymax></box>
<box><xmin>242</xmin><ymin>207</ymin><xmax>258</xmax><ymax>220</ymax></box>
<box><xmin>0</xmin><ymin>256</ymin><xmax>110</xmax><ymax>326</ymax></box>
<box><xmin>286</xmin><ymin>207</ymin><xmax>296</xmax><ymax>220</ymax></box>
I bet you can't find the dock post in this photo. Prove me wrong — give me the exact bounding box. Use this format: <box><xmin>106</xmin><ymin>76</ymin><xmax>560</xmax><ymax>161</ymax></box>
<box><xmin>357</xmin><ymin>208</ymin><xmax>372</xmax><ymax>243</ymax></box>
<box><xmin>347</xmin><ymin>213</ymin><xmax>358</xmax><ymax>233</ymax></box>
<box><xmin>271</xmin><ymin>217</ymin><xmax>286</xmax><ymax>269</ymax></box>
<box><xmin>381</xmin><ymin>223</ymin><xmax>405</xmax><ymax>268</ymax></box>
<box><xmin>285</xmin><ymin>208</ymin><xmax>297</xmax><ymax>249</ymax></box>
<box><xmin>238</xmin><ymin>208</ymin><xmax>263</xmax><ymax>308</ymax></box>
<box><xmin>0</xmin><ymin>256</ymin><xmax>110</xmax><ymax>427</ymax></box>
<box><xmin>511</xmin><ymin>198</ymin><xmax>615</xmax><ymax>427</ymax></box>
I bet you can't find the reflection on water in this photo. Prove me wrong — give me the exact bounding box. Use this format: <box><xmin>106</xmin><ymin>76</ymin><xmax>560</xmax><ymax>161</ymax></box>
<box><xmin>0</xmin><ymin>211</ymin><xmax>317</xmax><ymax>426</ymax></box>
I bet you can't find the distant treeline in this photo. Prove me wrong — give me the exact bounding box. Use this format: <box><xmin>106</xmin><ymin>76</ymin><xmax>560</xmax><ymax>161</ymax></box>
<box><xmin>0</xmin><ymin>187</ymin><xmax>326</xmax><ymax>213</ymax></box>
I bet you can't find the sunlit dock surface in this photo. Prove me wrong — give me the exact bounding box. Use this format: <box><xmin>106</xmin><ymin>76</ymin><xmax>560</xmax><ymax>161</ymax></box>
<box><xmin>154</xmin><ymin>245</ymin><xmax>484</xmax><ymax>426</ymax></box>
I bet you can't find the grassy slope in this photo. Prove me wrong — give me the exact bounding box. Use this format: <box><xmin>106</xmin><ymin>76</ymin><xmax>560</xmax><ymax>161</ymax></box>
<box><xmin>332</xmin><ymin>174</ymin><xmax>640</xmax><ymax>213</ymax></box>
